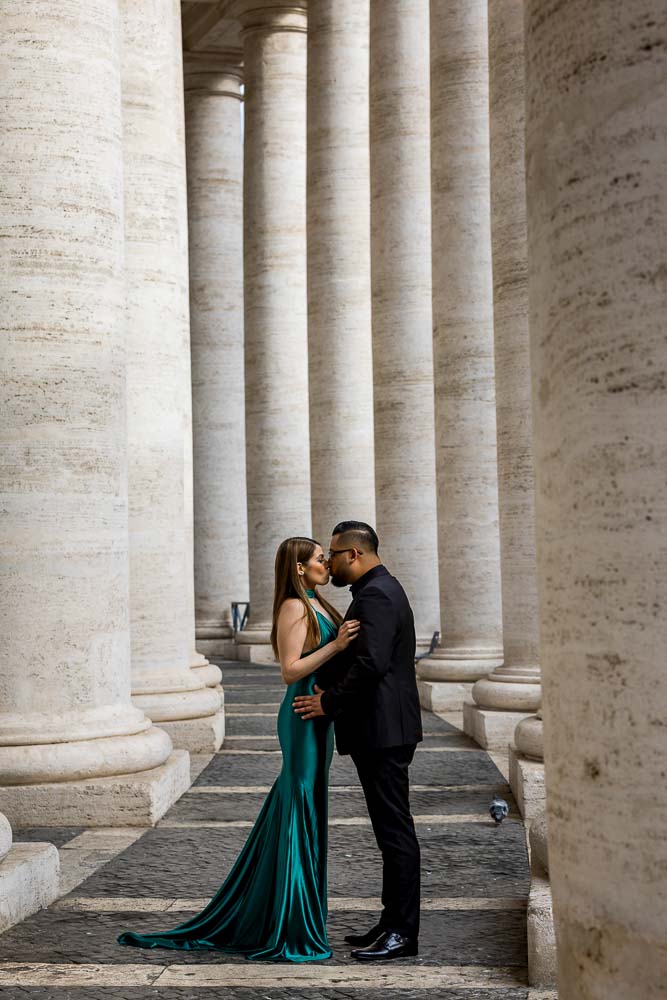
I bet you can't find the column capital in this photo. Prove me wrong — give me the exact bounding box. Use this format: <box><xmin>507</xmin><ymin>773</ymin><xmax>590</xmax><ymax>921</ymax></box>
<box><xmin>183</xmin><ymin>49</ymin><xmax>244</xmax><ymax>97</ymax></box>
<box><xmin>221</xmin><ymin>1</ymin><xmax>307</xmax><ymax>35</ymax></box>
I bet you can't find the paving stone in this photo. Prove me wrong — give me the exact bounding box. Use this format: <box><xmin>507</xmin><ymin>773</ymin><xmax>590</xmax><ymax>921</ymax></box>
<box><xmin>225</xmin><ymin>714</ymin><xmax>279</xmax><ymax>737</ymax></box>
<box><xmin>195</xmin><ymin>750</ymin><xmax>504</xmax><ymax>789</ymax></box>
<box><xmin>167</xmin><ymin>787</ymin><xmax>517</xmax><ymax>824</ymax></box>
<box><xmin>219</xmin><ymin>662</ymin><xmax>280</xmax><ymax>674</ymax></box>
<box><xmin>224</xmin><ymin>688</ymin><xmax>283</xmax><ymax>705</ymax></box>
<box><xmin>222</xmin><ymin>672</ymin><xmax>282</xmax><ymax>686</ymax></box>
<box><xmin>221</xmin><ymin>736</ymin><xmax>281</xmax><ymax>750</ymax></box>
<box><xmin>221</xmin><ymin>674</ymin><xmax>284</xmax><ymax>689</ymax></box>
<box><xmin>1</xmin><ymin>660</ymin><xmax>529</xmax><ymax>1000</ymax></box>
<box><xmin>0</xmin><ymin>990</ymin><xmax>529</xmax><ymax>1000</ymax></box>
<box><xmin>224</xmin><ymin>716</ymin><xmax>465</xmax><ymax>745</ymax></box>
<box><xmin>334</xmin><ymin>749</ymin><xmax>505</xmax><ymax>787</ymax></box>
<box><xmin>417</xmin><ymin>733</ymin><xmax>478</xmax><ymax>748</ymax></box>
<box><xmin>421</xmin><ymin>713</ymin><xmax>459</xmax><ymax>734</ymax></box>
<box><xmin>69</xmin><ymin>823</ymin><xmax>529</xmax><ymax>901</ymax></box>
<box><xmin>224</xmin><ymin>688</ymin><xmax>285</xmax><ymax>703</ymax></box>
<box><xmin>0</xmin><ymin>906</ymin><xmax>525</xmax><ymax>968</ymax></box>
<box><xmin>194</xmin><ymin>752</ymin><xmax>284</xmax><ymax>787</ymax></box>
<box><xmin>11</xmin><ymin>827</ymin><xmax>85</xmax><ymax>848</ymax></box>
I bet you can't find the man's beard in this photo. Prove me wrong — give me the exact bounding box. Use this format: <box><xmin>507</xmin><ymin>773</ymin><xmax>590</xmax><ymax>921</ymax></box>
<box><xmin>329</xmin><ymin>572</ymin><xmax>347</xmax><ymax>588</ymax></box>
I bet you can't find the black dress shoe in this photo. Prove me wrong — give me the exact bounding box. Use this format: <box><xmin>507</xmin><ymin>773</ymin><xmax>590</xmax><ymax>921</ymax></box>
<box><xmin>344</xmin><ymin>924</ymin><xmax>383</xmax><ymax>947</ymax></box>
<box><xmin>352</xmin><ymin>929</ymin><xmax>418</xmax><ymax>961</ymax></box>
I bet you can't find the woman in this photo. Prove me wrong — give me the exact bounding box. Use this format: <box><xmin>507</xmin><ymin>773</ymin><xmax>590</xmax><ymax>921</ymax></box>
<box><xmin>117</xmin><ymin>536</ymin><xmax>359</xmax><ymax>962</ymax></box>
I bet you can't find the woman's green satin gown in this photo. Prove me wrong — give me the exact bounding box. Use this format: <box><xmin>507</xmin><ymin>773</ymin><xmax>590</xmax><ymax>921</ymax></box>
<box><xmin>117</xmin><ymin>595</ymin><xmax>336</xmax><ymax>963</ymax></box>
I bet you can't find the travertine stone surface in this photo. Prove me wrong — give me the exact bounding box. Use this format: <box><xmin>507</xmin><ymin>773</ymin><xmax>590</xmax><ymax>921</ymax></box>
<box><xmin>185</xmin><ymin>52</ymin><xmax>249</xmax><ymax>654</ymax></box>
<box><xmin>0</xmin><ymin>814</ymin><xmax>11</xmax><ymax>863</ymax></box>
<box><xmin>515</xmin><ymin>712</ymin><xmax>544</xmax><ymax>762</ymax></box>
<box><xmin>0</xmin><ymin>752</ymin><xmax>191</xmax><ymax>827</ymax></box>
<box><xmin>526</xmin><ymin>2</ymin><xmax>667</xmax><ymax>995</ymax></box>
<box><xmin>508</xmin><ymin>744</ymin><xmax>545</xmax><ymax>822</ymax></box>
<box><xmin>370</xmin><ymin>0</ymin><xmax>440</xmax><ymax>645</ymax></box>
<box><xmin>527</xmin><ymin>870</ymin><xmax>556</xmax><ymax>988</ymax></box>
<box><xmin>158</xmin><ymin>711</ymin><xmax>225</xmax><ymax>755</ymax></box>
<box><xmin>0</xmin><ymin>726</ymin><xmax>174</xmax><ymax>787</ymax></box>
<box><xmin>0</xmin><ymin>0</ymin><xmax>173</xmax><ymax>793</ymax></box>
<box><xmin>120</xmin><ymin>0</ymin><xmax>221</xmax><ymax>743</ymax></box>
<box><xmin>470</xmin><ymin>0</ymin><xmax>541</xmax><ymax>727</ymax></box>
<box><xmin>510</xmin><ymin>713</ymin><xmax>545</xmax><ymax>820</ymax></box>
<box><xmin>232</xmin><ymin>1</ymin><xmax>311</xmax><ymax>643</ymax></box>
<box><xmin>463</xmin><ymin>702</ymin><xmax>532</xmax><ymax>754</ymax></box>
<box><xmin>529</xmin><ymin>812</ymin><xmax>549</xmax><ymax>877</ymax></box>
<box><xmin>177</xmin><ymin>51</ymin><xmax>221</xmax><ymax>687</ymax></box>
<box><xmin>307</xmin><ymin>0</ymin><xmax>374</xmax><ymax>613</ymax></box>
<box><xmin>527</xmin><ymin>811</ymin><xmax>556</xmax><ymax>986</ymax></box>
<box><xmin>0</xmin><ymin>840</ymin><xmax>59</xmax><ymax>933</ymax></box>
<box><xmin>421</xmin><ymin>0</ymin><xmax>503</xmax><ymax>685</ymax></box>
<box><xmin>418</xmin><ymin>681</ymin><xmax>474</xmax><ymax>714</ymax></box>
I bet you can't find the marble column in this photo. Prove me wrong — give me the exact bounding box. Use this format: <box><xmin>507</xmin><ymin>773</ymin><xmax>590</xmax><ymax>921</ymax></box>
<box><xmin>526</xmin><ymin>1</ymin><xmax>667</xmax><ymax>994</ymax></box>
<box><xmin>419</xmin><ymin>0</ymin><xmax>503</xmax><ymax>712</ymax></box>
<box><xmin>231</xmin><ymin>1</ymin><xmax>311</xmax><ymax>662</ymax></box>
<box><xmin>178</xmin><ymin>57</ymin><xmax>223</xmax><ymax>694</ymax></box>
<box><xmin>463</xmin><ymin>0</ymin><xmax>541</xmax><ymax>750</ymax></box>
<box><xmin>369</xmin><ymin>0</ymin><xmax>440</xmax><ymax>646</ymax></box>
<box><xmin>0</xmin><ymin>0</ymin><xmax>188</xmax><ymax>827</ymax></box>
<box><xmin>307</xmin><ymin>0</ymin><xmax>374</xmax><ymax>615</ymax></box>
<box><xmin>185</xmin><ymin>52</ymin><xmax>249</xmax><ymax>659</ymax></box>
<box><xmin>121</xmin><ymin>0</ymin><xmax>223</xmax><ymax>749</ymax></box>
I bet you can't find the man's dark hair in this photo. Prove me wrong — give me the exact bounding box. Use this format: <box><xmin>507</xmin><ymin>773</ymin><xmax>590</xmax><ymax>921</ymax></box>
<box><xmin>332</xmin><ymin>520</ymin><xmax>379</xmax><ymax>554</ymax></box>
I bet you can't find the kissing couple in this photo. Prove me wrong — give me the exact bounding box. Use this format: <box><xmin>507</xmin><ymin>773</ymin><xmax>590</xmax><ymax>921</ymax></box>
<box><xmin>118</xmin><ymin>520</ymin><xmax>422</xmax><ymax>962</ymax></box>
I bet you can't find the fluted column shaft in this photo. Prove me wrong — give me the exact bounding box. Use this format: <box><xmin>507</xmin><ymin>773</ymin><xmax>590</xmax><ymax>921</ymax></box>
<box><xmin>185</xmin><ymin>52</ymin><xmax>249</xmax><ymax>658</ymax></box>
<box><xmin>526</xmin><ymin>1</ymin><xmax>667</xmax><ymax>995</ymax></box>
<box><xmin>370</xmin><ymin>0</ymin><xmax>440</xmax><ymax>645</ymax></box>
<box><xmin>234</xmin><ymin>1</ymin><xmax>311</xmax><ymax>650</ymax></box>
<box><xmin>470</xmin><ymin>0</ymin><xmax>540</xmax><ymax>718</ymax></box>
<box><xmin>421</xmin><ymin>0</ymin><xmax>503</xmax><ymax>689</ymax></box>
<box><xmin>121</xmin><ymin>0</ymin><xmax>221</xmax><ymax>737</ymax></box>
<box><xmin>0</xmin><ymin>0</ymin><xmax>172</xmax><ymax>793</ymax></box>
<box><xmin>307</xmin><ymin>0</ymin><xmax>374</xmax><ymax>611</ymax></box>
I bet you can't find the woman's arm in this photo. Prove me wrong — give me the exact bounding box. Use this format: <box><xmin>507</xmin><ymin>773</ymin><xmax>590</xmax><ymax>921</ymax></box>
<box><xmin>277</xmin><ymin>600</ymin><xmax>359</xmax><ymax>685</ymax></box>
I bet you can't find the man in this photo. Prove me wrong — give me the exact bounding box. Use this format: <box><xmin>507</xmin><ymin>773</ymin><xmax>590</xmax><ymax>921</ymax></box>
<box><xmin>292</xmin><ymin>520</ymin><xmax>422</xmax><ymax>961</ymax></box>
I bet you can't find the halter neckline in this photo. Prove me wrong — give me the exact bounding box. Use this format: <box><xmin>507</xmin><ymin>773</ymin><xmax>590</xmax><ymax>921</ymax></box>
<box><xmin>305</xmin><ymin>588</ymin><xmax>316</xmax><ymax>598</ymax></box>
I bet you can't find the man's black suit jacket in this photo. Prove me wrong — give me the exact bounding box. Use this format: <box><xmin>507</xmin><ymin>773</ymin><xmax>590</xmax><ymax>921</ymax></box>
<box><xmin>318</xmin><ymin>564</ymin><xmax>423</xmax><ymax>756</ymax></box>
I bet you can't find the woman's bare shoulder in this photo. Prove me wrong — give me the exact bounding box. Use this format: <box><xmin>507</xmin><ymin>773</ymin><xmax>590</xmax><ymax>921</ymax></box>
<box><xmin>277</xmin><ymin>597</ymin><xmax>307</xmax><ymax>621</ymax></box>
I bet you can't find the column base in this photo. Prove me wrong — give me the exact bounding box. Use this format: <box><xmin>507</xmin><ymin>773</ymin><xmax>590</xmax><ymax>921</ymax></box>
<box><xmin>527</xmin><ymin>868</ymin><xmax>557</xmax><ymax>988</ymax></box>
<box><xmin>158</xmin><ymin>709</ymin><xmax>225</xmax><ymax>752</ymax></box>
<box><xmin>509</xmin><ymin>744</ymin><xmax>546</xmax><ymax>821</ymax></box>
<box><xmin>131</xmin><ymin>685</ymin><xmax>222</xmax><ymax>723</ymax></box>
<box><xmin>471</xmin><ymin>674</ymin><xmax>542</xmax><ymax>713</ymax></box>
<box><xmin>418</xmin><ymin>680</ymin><xmax>473</xmax><ymax>712</ymax></box>
<box><xmin>416</xmin><ymin>648</ymin><xmax>503</xmax><ymax>684</ymax></box>
<box><xmin>190</xmin><ymin>650</ymin><xmax>210</xmax><ymax>669</ymax></box>
<box><xmin>196</xmin><ymin>638</ymin><xmax>239</xmax><ymax>659</ymax></box>
<box><xmin>0</xmin><ymin>842</ymin><xmax>59</xmax><ymax>932</ymax></box>
<box><xmin>190</xmin><ymin>661</ymin><xmax>223</xmax><ymax>691</ymax></box>
<box><xmin>196</xmin><ymin>623</ymin><xmax>233</xmax><ymax>642</ymax></box>
<box><xmin>235</xmin><ymin>643</ymin><xmax>278</xmax><ymax>665</ymax></box>
<box><xmin>0</xmin><ymin>751</ymin><xmax>190</xmax><ymax>828</ymax></box>
<box><xmin>235</xmin><ymin>626</ymin><xmax>275</xmax><ymax>664</ymax></box>
<box><xmin>463</xmin><ymin>701</ymin><xmax>532</xmax><ymax>751</ymax></box>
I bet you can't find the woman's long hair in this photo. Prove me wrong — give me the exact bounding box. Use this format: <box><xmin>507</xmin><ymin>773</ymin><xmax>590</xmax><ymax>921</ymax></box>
<box><xmin>271</xmin><ymin>537</ymin><xmax>343</xmax><ymax>658</ymax></box>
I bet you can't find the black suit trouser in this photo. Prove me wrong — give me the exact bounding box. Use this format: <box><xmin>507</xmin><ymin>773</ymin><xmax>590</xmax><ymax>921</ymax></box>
<box><xmin>351</xmin><ymin>744</ymin><xmax>420</xmax><ymax>939</ymax></box>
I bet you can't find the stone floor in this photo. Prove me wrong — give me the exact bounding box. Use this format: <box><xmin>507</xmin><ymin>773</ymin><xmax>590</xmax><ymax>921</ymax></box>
<box><xmin>0</xmin><ymin>660</ymin><xmax>557</xmax><ymax>999</ymax></box>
